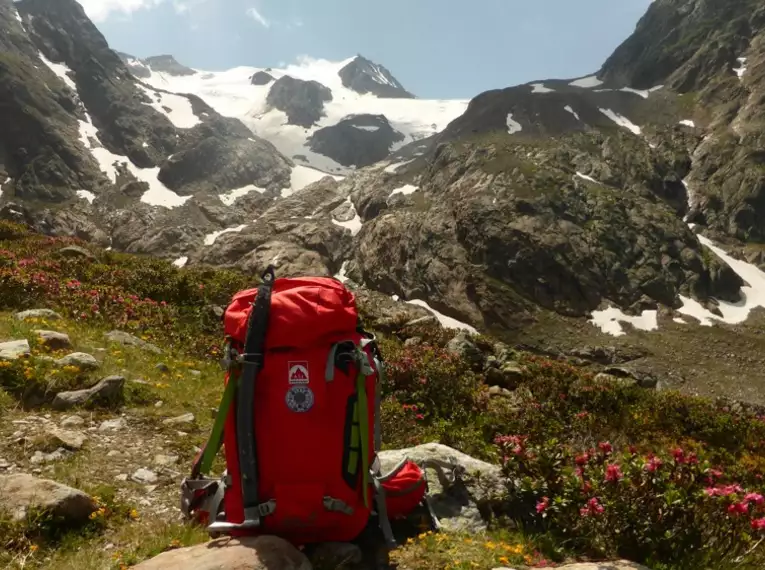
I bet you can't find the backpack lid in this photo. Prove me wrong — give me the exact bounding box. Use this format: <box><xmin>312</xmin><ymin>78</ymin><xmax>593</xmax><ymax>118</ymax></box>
<box><xmin>224</xmin><ymin>277</ymin><xmax>359</xmax><ymax>348</ymax></box>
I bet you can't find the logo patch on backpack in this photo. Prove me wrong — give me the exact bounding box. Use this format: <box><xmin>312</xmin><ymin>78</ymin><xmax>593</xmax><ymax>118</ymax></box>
<box><xmin>286</xmin><ymin>385</ymin><xmax>315</xmax><ymax>413</ymax></box>
<box><xmin>288</xmin><ymin>362</ymin><xmax>310</xmax><ymax>385</ymax></box>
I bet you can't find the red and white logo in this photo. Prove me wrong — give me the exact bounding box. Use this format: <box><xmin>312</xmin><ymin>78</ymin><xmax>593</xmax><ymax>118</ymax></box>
<box><xmin>288</xmin><ymin>362</ymin><xmax>310</xmax><ymax>385</ymax></box>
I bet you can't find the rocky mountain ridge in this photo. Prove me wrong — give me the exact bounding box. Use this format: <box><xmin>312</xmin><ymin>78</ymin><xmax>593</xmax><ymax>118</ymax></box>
<box><xmin>2</xmin><ymin>0</ymin><xmax>765</xmax><ymax>403</ymax></box>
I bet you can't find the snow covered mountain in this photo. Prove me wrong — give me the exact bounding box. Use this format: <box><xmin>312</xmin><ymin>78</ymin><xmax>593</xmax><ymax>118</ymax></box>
<box><xmin>3</xmin><ymin>0</ymin><xmax>765</xmax><ymax>404</ymax></box>
<box><xmin>122</xmin><ymin>53</ymin><xmax>469</xmax><ymax>173</ymax></box>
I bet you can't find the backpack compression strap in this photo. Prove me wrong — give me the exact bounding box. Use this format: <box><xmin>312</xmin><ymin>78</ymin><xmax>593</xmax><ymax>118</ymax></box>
<box><xmin>197</xmin><ymin>265</ymin><xmax>275</xmax><ymax>535</ymax></box>
<box><xmin>235</xmin><ymin>265</ymin><xmax>275</xmax><ymax>529</ymax></box>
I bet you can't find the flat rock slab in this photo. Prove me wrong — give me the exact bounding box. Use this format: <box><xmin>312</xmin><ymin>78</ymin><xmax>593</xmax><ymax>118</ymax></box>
<box><xmin>98</xmin><ymin>418</ymin><xmax>127</xmax><ymax>431</ymax></box>
<box><xmin>132</xmin><ymin>536</ymin><xmax>311</xmax><ymax>570</ymax></box>
<box><xmin>104</xmin><ymin>330</ymin><xmax>163</xmax><ymax>354</ymax></box>
<box><xmin>0</xmin><ymin>339</ymin><xmax>30</xmax><ymax>361</ymax></box>
<box><xmin>55</xmin><ymin>352</ymin><xmax>100</xmax><ymax>371</ymax></box>
<box><xmin>45</xmin><ymin>427</ymin><xmax>87</xmax><ymax>450</ymax></box>
<box><xmin>524</xmin><ymin>560</ymin><xmax>651</xmax><ymax>570</ymax></box>
<box><xmin>34</xmin><ymin>330</ymin><xmax>72</xmax><ymax>350</ymax></box>
<box><xmin>162</xmin><ymin>412</ymin><xmax>195</xmax><ymax>425</ymax></box>
<box><xmin>52</xmin><ymin>376</ymin><xmax>125</xmax><ymax>410</ymax></box>
<box><xmin>15</xmin><ymin>309</ymin><xmax>62</xmax><ymax>321</ymax></box>
<box><xmin>0</xmin><ymin>473</ymin><xmax>96</xmax><ymax>524</ymax></box>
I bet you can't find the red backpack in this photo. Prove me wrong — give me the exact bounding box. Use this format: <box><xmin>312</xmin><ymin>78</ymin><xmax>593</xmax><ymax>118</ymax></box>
<box><xmin>179</xmin><ymin>267</ymin><xmax>458</xmax><ymax>546</ymax></box>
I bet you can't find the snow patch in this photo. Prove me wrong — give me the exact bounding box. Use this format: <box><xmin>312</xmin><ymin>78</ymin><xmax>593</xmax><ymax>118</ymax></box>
<box><xmin>676</xmin><ymin>235</ymin><xmax>765</xmax><ymax>326</ymax></box>
<box><xmin>564</xmin><ymin>105</ymin><xmax>581</xmax><ymax>121</ymax></box>
<box><xmin>354</xmin><ymin>125</ymin><xmax>380</xmax><ymax>132</ymax></box>
<box><xmin>599</xmin><ymin>108</ymin><xmax>642</xmax><ymax>135</ymax></box>
<box><xmin>204</xmin><ymin>224</ymin><xmax>248</xmax><ymax>246</ymax></box>
<box><xmin>405</xmin><ymin>299</ymin><xmax>478</xmax><ymax>334</ymax></box>
<box><xmin>219</xmin><ymin>184</ymin><xmax>266</xmax><ymax>206</ymax></box>
<box><xmin>530</xmin><ymin>83</ymin><xmax>554</xmax><ymax>94</ymax></box>
<box><xmin>135</xmin><ymin>85</ymin><xmax>200</xmax><ymax>129</ymax></box>
<box><xmin>37</xmin><ymin>52</ymin><xmax>77</xmax><ymax>91</ymax></box>
<box><xmin>76</xmin><ymin>190</ymin><xmax>96</xmax><ymax>204</ymax></box>
<box><xmin>334</xmin><ymin>261</ymin><xmax>350</xmax><ymax>283</ymax></box>
<box><xmin>0</xmin><ymin>176</ymin><xmax>9</xmax><ymax>199</ymax></box>
<box><xmin>569</xmin><ymin>75</ymin><xmax>603</xmax><ymax>88</ymax></box>
<box><xmin>575</xmin><ymin>172</ymin><xmax>601</xmax><ymax>184</ymax></box>
<box><xmin>620</xmin><ymin>85</ymin><xmax>663</xmax><ymax>99</ymax></box>
<box><xmin>682</xmin><ymin>179</ymin><xmax>695</xmax><ymax>221</ymax></box>
<box><xmin>506</xmin><ymin>114</ymin><xmax>522</xmax><ymax>135</ymax></box>
<box><xmin>77</xmin><ymin>113</ymin><xmax>190</xmax><ymax>209</ymax></box>
<box><xmin>384</xmin><ymin>159</ymin><xmax>416</xmax><ymax>173</ymax></box>
<box><xmin>388</xmin><ymin>184</ymin><xmax>418</xmax><ymax>198</ymax></box>
<box><xmin>286</xmin><ymin>165</ymin><xmax>344</xmax><ymax>197</ymax></box>
<box><xmin>679</xmin><ymin>120</ymin><xmax>696</xmax><ymax>128</ymax></box>
<box><xmin>734</xmin><ymin>57</ymin><xmax>748</xmax><ymax>79</ymax></box>
<box><xmin>589</xmin><ymin>306</ymin><xmax>659</xmax><ymax>337</ymax></box>
<box><xmin>331</xmin><ymin>198</ymin><xmax>363</xmax><ymax>236</ymax></box>
<box><xmin>172</xmin><ymin>256</ymin><xmax>188</xmax><ymax>268</ymax></box>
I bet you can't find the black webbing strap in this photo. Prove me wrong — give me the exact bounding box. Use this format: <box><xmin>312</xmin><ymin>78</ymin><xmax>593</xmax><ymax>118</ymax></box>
<box><xmin>237</xmin><ymin>265</ymin><xmax>275</xmax><ymax>526</ymax></box>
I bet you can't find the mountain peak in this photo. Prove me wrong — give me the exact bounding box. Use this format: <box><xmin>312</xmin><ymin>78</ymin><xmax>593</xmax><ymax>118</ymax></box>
<box><xmin>338</xmin><ymin>54</ymin><xmax>415</xmax><ymax>99</ymax></box>
<box><xmin>117</xmin><ymin>53</ymin><xmax>195</xmax><ymax>78</ymax></box>
<box><xmin>143</xmin><ymin>54</ymin><xmax>196</xmax><ymax>76</ymax></box>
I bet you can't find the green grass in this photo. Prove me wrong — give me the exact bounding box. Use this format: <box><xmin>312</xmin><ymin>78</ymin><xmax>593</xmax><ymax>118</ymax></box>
<box><xmin>2</xmin><ymin>223</ymin><xmax>765</xmax><ymax>568</ymax></box>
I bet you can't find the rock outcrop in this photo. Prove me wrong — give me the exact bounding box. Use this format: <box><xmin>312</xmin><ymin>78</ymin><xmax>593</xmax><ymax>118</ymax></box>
<box><xmin>308</xmin><ymin>114</ymin><xmax>406</xmax><ymax>167</ymax></box>
<box><xmin>51</xmin><ymin>376</ymin><xmax>125</xmax><ymax>410</ymax></box>
<box><xmin>143</xmin><ymin>54</ymin><xmax>196</xmax><ymax>76</ymax></box>
<box><xmin>251</xmin><ymin>71</ymin><xmax>274</xmax><ymax>86</ymax></box>
<box><xmin>266</xmin><ymin>76</ymin><xmax>333</xmax><ymax>128</ymax></box>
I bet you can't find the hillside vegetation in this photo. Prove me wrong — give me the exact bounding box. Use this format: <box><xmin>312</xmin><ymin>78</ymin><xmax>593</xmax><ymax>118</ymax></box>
<box><xmin>1</xmin><ymin>222</ymin><xmax>765</xmax><ymax>569</ymax></box>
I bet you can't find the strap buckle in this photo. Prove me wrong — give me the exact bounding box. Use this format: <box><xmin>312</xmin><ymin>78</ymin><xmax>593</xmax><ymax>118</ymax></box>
<box><xmin>257</xmin><ymin>500</ymin><xmax>276</xmax><ymax>517</ymax></box>
<box><xmin>237</xmin><ymin>352</ymin><xmax>263</xmax><ymax>364</ymax></box>
<box><xmin>323</xmin><ymin>496</ymin><xmax>355</xmax><ymax>515</ymax></box>
<box><xmin>219</xmin><ymin>342</ymin><xmax>239</xmax><ymax>370</ymax></box>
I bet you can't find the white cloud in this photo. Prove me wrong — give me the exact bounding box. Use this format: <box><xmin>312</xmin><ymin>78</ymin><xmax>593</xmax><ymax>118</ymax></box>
<box><xmin>76</xmin><ymin>0</ymin><xmax>207</xmax><ymax>21</ymax></box>
<box><xmin>76</xmin><ymin>0</ymin><xmax>164</xmax><ymax>22</ymax></box>
<box><xmin>246</xmin><ymin>6</ymin><xmax>270</xmax><ymax>28</ymax></box>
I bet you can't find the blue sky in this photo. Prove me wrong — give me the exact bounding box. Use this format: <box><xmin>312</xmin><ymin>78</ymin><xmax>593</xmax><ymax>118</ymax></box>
<box><xmin>79</xmin><ymin>0</ymin><xmax>653</xmax><ymax>99</ymax></box>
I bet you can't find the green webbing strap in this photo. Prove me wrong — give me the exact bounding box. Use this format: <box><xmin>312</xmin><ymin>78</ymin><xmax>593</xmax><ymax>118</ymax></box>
<box><xmin>195</xmin><ymin>371</ymin><xmax>239</xmax><ymax>476</ymax></box>
<box><xmin>356</xmin><ymin>369</ymin><xmax>371</xmax><ymax>510</ymax></box>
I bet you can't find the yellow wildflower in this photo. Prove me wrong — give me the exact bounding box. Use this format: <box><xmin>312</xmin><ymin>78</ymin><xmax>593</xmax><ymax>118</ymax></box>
<box><xmin>129</xmin><ymin>508</ymin><xmax>139</xmax><ymax>520</ymax></box>
<box><xmin>29</xmin><ymin>544</ymin><xmax>39</xmax><ymax>553</ymax></box>
<box><xmin>484</xmin><ymin>541</ymin><xmax>496</xmax><ymax>550</ymax></box>
<box><xmin>498</xmin><ymin>557</ymin><xmax>509</xmax><ymax>564</ymax></box>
